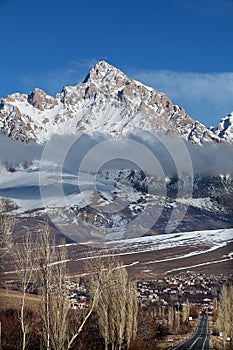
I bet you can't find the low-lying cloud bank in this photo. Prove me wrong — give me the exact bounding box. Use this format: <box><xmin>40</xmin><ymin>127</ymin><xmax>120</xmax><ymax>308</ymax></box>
<box><xmin>0</xmin><ymin>132</ymin><xmax>233</xmax><ymax>177</ymax></box>
<box><xmin>0</xmin><ymin>135</ymin><xmax>43</xmax><ymax>163</ymax></box>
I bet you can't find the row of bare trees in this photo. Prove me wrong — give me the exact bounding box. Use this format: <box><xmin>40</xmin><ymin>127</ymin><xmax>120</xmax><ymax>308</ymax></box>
<box><xmin>12</xmin><ymin>223</ymin><xmax>138</xmax><ymax>350</ymax></box>
<box><xmin>216</xmin><ymin>285</ymin><xmax>233</xmax><ymax>348</ymax></box>
<box><xmin>168</xmin><ymin>301</ymin><xmax>190</xmax><ymax>330</ymax></box>
<box><xmin>88</xmin><ymin>256</ymin><xmax>138</xmax><ymax>350</ymax></box>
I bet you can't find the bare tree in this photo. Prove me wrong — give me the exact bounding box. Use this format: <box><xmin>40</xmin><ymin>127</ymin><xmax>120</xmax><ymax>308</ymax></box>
<box><xmin>182</xmin><ymin>299</ymin><xmax>190</xmax><ymax>323</ymax></box>
<box><xmin>88</xmin><ymin>255</ymin><xmax>138</xmax><ymax>350</ymax></box>
<box><xmin>14</xmin><ymin>231</ymin><xmax>37</xmax><ymax>350</ymax></box>
<box><xmin>168</xmin><ymin>306</ymin><xmax>174</xmax><ymax>329</ymax></box>
<box><xmin>66</xmin><ymin>286</ymin><xmax>100</xmax><ymax>350</ymax></box>
<box><xmin>36</xmin><ymin>224</ymin><xmax>70</xmax><ymax>350</ymax></box>
<box><xmin>9</xmin><ymin>220</ymin><xmax>139</xmax><ymax>350</ymax></box>
<box><xmin>174</xmin><ymin>310</ymin><xmax>181</xmax><ymax>332</ymax></box>
<box><xmin>14</xmin><ymin>222</ymin><xmax>100</xmax><ymax>350</ymax></box>
<box><xmin>0</xmin><ymin>212</ymin><xmax>13</xmax><ymax>270</ymax></box>
<box><xmin>33</xmin><ymin>224</ymin><xmax>104</xmax><ymax>350</ymax></box>
<box><xmin>216</xmin><ymin>285</ymin><xmax>233</xmax><ymax>348</ymax></box>
<box><xmin>125</xmin><ymin>282</ymin><xmax>138</xmax><ymax>349</ymax></box>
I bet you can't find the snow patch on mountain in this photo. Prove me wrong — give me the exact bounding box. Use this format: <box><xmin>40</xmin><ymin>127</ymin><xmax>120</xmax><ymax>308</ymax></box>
<box><xmin>211</xmin><ymin>112</ymin><xmax>233</xmax><ymax>143</ymax></box>
<box><xmin>0</xmin><ymin>61</ymin><xmax>221</xmax><ymax>145</ymax></box>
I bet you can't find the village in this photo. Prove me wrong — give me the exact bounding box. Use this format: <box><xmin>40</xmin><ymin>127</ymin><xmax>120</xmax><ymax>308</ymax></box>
<box><xmin>66</xmin><ymin>271</ymin><xmax>233</xmax><ymax>312</ymax></box>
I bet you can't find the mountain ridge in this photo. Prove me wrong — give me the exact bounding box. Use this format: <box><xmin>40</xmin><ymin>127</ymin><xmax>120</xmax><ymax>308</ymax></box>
<box><xmin>0</xmin><ymin>60</ymin><xmax>232</xmax><ymax>144</ymax></box>
<box><xmin>210</xmin><ymin>112</ymin><xmax>233</xmax><ymax>143</ymax></box>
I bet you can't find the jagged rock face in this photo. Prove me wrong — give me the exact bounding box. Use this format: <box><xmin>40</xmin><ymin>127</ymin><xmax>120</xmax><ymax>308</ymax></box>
<box><xmin>0</xmin><ymin>95</ymin><xmax>37</xmax><ymax>142</ymax></box>
<box><xmin>0</xmin><ymin>60</ymin><xmax>224</xmax><ymax>144</ymax></box>
<box><xmin>210</xmin><ymin>112</ymin><xmax>233</xmax><ymax>144</ymax></box>
<box><xmin>27</xmin><ymin>88</ymin><xmax>58</xmax><ymax>111</ymax></box>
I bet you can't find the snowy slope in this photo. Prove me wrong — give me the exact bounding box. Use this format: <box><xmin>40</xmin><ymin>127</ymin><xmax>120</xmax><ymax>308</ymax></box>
<box><xmin>0</xmin><ymin>61</ymin><xmax>221</xmax><ymax>145</ymax></box>
<box><xmin>1</xmin><ymin>162</ymin><xmax>232</xmax><ymax>242</ymax></box>
<box><xmin>211</xmin><ymin>112</ymin><xmax>233</xmax><ymax>143</ymax></box>
<box><xmin>106</xmin><ymin>228</ymin><xmax>233</xmax><ymax>256</ymax></box>
<box><xmin>105</xmin><ymin>228</ymin><xmax>233</xmax><ymax>275</ymax></box>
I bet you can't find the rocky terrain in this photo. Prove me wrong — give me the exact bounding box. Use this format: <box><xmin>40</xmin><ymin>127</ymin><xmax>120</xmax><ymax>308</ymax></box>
<box><xmin>210</xmin><ymin>112</ymin><xmax>233</xmax><ymax>144</ymax></box>
<box><xmin>1</xmin><ymin>61</ymin><xmax>231</xmax><ymax>145</ymax></box>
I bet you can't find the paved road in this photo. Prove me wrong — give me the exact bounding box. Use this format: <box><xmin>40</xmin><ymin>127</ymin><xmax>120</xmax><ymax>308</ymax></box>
<box><xmin>170</xmin><ymin>315</ymin><xmax>210</xmax><ymax>349</ymax></box>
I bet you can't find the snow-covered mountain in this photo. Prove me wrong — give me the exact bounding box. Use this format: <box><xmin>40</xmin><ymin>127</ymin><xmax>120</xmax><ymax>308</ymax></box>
<box><xmin>210</xmin><ymin>112</ymin><xmax>233</xmax><ymax>144</ymax></box>
<box><xmin>1</xmin><ymin>161</ymin><xmax>232</xmax><ymax>242</ymax></box>
<box><xmin>0</xmin><ymin>60</ymin><xmax>223</xmax><ymax>144</ymax></box>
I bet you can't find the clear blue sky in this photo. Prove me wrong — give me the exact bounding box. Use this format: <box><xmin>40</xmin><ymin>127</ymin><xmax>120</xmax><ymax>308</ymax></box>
<box><xmin>1</xmin><ymin>0</ymin><xmax>233</xmax><ymax>126</ymax></box>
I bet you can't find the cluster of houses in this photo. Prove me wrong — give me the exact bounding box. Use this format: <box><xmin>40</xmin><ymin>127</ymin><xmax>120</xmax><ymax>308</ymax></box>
<box><xmin>66</xmin><ymin>279</ymin><xmax>89</xmax><ymax>309</ymax></box>
<box><xmin>136</xmin><ymin>272</ymin><xmax>232</xmax><ymax>309</ymax></box>
<box><xmin>65</xmin><ymin>272</ymin><xmax>232</xmax><ymax>312</ymax></box>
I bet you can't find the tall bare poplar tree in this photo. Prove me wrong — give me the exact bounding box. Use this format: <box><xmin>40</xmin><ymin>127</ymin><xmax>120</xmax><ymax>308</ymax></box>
<box><xmin>88</xmin><ymin>255</ymin><xmax>138</xmax><ymax>350</ymax></box>
<box><xmin>0</xmin><ymin>213</ymin><xmax>13</xmax><ymax>270</ymax></box>
<box><xmin>168</xmin><ymin>306</ymin><xmax>174</xmax><ymax>329</ymax></box>
<box><xmin>182</xmin><ymin>300</ymin><xmax>190</xmax><ymax>323</ymax></box>
<box><xmin>216</xmin><ymin>285</ymin><xmax>233</xmax><ymax>348</ymax></box>
<box><xmin>36</xmin><ymin>224</ymin><xmax>70</xmax><ymax>350</ymax></box>
<box><xmin>15</xmin><ymin>231</ymin><xmax>37</xmax><ymax>350</ymax></box>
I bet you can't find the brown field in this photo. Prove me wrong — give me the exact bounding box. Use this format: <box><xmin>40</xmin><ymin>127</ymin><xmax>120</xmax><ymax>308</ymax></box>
<box><xmin>0</xmin><ymin>288</ymin><xmax>40</xmax><ymax>312</ymax></box>
<box><xmin>1</xmin><ymin>240</ymin><xmax>232</xmax><ymax>286</ymax></box>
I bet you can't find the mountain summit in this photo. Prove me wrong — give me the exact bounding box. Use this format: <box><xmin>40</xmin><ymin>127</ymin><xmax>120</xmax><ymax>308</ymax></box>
<box><xmin>0</xmin><ymin>61</ymin><xmax>230</xmax><ymax>144</ymax></box>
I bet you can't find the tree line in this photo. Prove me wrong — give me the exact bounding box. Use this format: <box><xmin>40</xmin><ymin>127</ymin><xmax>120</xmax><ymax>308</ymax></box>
<box><xmin>0</xmin><ymin>212</ymin><xmax>138</xmax><ymax>350</ymax></box>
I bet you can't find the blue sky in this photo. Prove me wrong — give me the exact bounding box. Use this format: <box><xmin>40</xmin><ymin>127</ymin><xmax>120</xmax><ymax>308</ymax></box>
<box><xmin>1</xmin><ymin>0</ymin><xmax>233</xmax><ymax>126</ymax></box>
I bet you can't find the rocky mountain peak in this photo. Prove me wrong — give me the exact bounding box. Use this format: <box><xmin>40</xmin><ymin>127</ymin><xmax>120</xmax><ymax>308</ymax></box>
<box><xmin>84</xmin><ymin>60</ymin><xmax>121</xmax><ymax>81</ymax></box>
<box><xmin>83</xmin><ymin>60</ymin><xmax>133</xmax><ymax>93</ymax></box>
<box><xmin>28</xmin><ymin>88</ymin><xmax>57</xmax><ymax>111</ymax></box>
<box><xmin>0</xmin><ymin>60</ymin><xmax>227</xmax><ymax>145</ymax></box>
<box><xmin>211</xmin><ymin>112</ymin><xmax>233</xmax><ymax>143</ymax></box>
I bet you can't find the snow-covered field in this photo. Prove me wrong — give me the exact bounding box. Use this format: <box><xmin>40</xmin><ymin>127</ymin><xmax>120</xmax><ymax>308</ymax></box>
<box><xmin>98</xmin><ymin>228</ymin><xmax>233</xmax><ymax>275</ymax></box>
<box><xmin>106</xmin><ymin>228</ymin><xmax>233</xmax><ymax>255</ymax></box>
<box><xmin>57</xmin><ymin>228</ymin><xmax>233</xmax><ymax>276</ymax></box>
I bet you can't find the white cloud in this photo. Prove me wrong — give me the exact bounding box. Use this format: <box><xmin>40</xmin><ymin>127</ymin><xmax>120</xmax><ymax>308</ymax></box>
<box><xmin>133</xmin><ymin>70</ymin><xmax>233</xmax><ymax>126</ymax></box>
